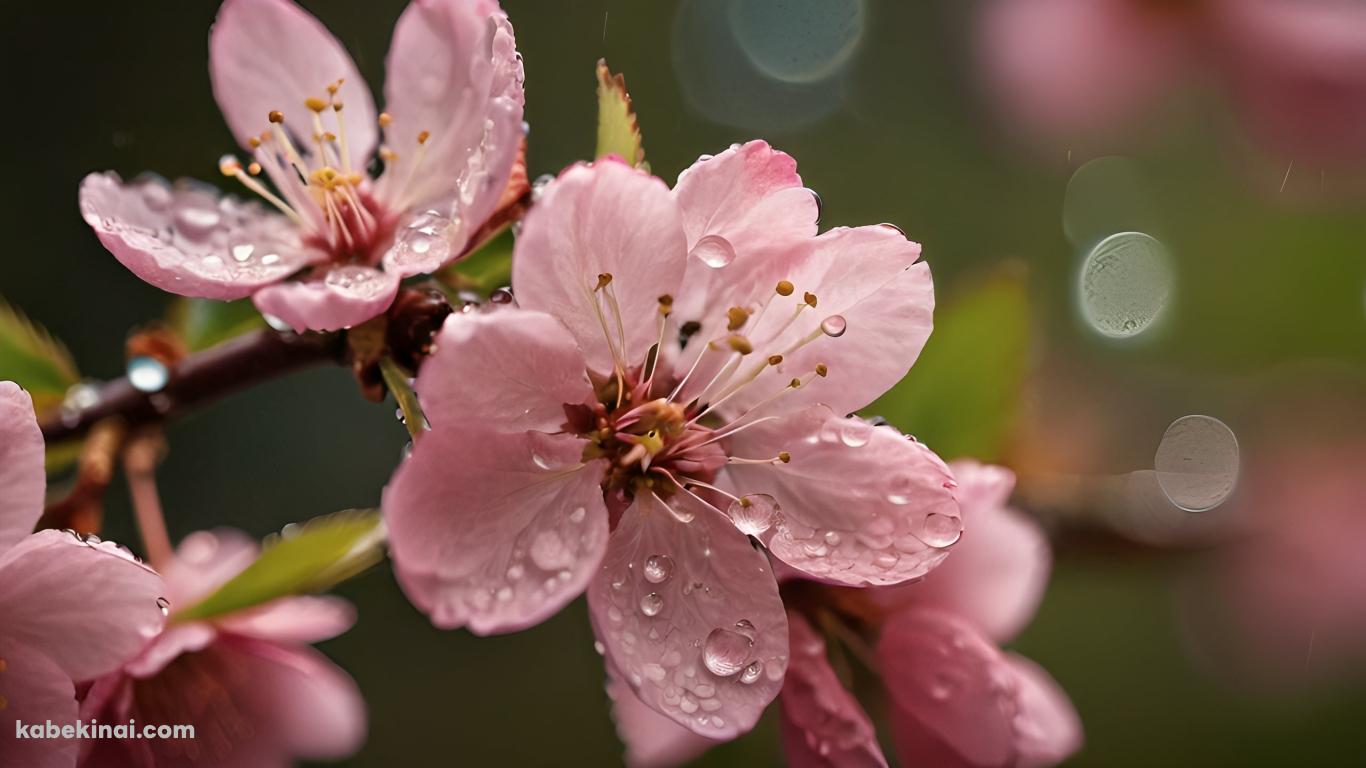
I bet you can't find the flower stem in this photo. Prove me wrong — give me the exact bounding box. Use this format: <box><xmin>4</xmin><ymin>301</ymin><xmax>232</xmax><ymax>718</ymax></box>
<box><xmin>122</xmin><ymin>429</ymin><xmax>173</xmax><ymax>570</ymax></box>
<box><xmin>379</xmin><ymin>356</ymin><xmax>426</xmax><ymax>439</ymax></box>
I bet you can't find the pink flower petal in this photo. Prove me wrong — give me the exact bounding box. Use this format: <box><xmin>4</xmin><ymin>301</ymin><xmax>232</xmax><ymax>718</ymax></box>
<box><xmin>79</xmin><ymin>172</ymin><xmax>322</xmax><ymax>300</ymax></box>
<box><xmin>1006</xmin><ymin>654</ymin><xmax>1084</xmax><ymax>768</ymax></box>
<box><xmin>228</xmin><ymin>639</ymin><xmax>367</xmax><ymax>760</ymax></box>
<box><xmin>0</xmin><ymin>530</ymin><xmax>165</xmax><ymax>682</ymax></box>
<box><xmin>606</xmin><ymin>663</ymin><xmax>722</xmax><ymax>768</ymax></box>
<box><xmin>979</xmin><ymin>0</ymin><xmax>1190</xmax><ymax>139</ymax></box>
<box><xmin>723</xmin><ymin>406</ymin><xmax>960</xmax><ymax>587</ymax></box>
<box><xmin>414</xmin><ymin>310</ymin><xmax>593</xmax><ymax>433</ymax></box>
<box><xmin>159</xmin><ymin>528</ymin><xmax>260</xmax><ymax>609</ymax></box>
<box><xmin>1211</xmin><ymin>0</ymin><xmax>1366</xmax><ymax>160</ymax></box>
<box><xmin>586</xmin><ymin>493</ymin><xmax>789</xmax><ymax>740</ymax></box>
<box><xmin>512</xmin><ymin>161</ymin><xmax>688</xmax><ymax>375</ymax></box>
<box><xmin>0</xmin><ymin>640</ymin><xmax>78</xmax><ymax>768</ymax></box>
<box><xmin>0</xmin><ymin>382</ymin><xmax>44</xmax><ymax>555</ymax></box>
<box><xmin>718</xmin><ymin>226</ymin><xmax>934</xmax><ymax>420</ymax></box>
<box><xmin>878</xmin><ymin>608</ymin><xmax>1017</xmax><ymax>768</ymax></box>
<box><xmin>251</xmin><ymin>264</ymin><xmax>400</xmax><ymax>332</ymax></box>
<box><xmin>779</xmin><ymin>613</ymin><xmax>888</xmax><ymax>768</ymax></box>
<box><xmin>384</xmin><ymin>428</ymin><xmax>609</xmax><ymax>634</ymax></box>
<box><xmin>216</xmin><ymin>596</ymin><xmax>357</xmax><ymax>645</ymax></box>
<box><xmin>670</xmin><ymin>141</ymin><xmax>818</xmax><ymax>328</ymax></box>
<box><xmin>209</xmin><ymin>0</ymin><xmax>377</xmax><ymax>168</ymax></box>
<box><xmin>379</xmin><ymin>0</ymin><xmax>525</xmax><ymax>250</ymax></box>
<box><xmin>875</xmin><ymin>461</ymin><xmax>1051</xmax><ymax>644</ymax></box>
<box><xmin>123</xmin><ymin>622</ymin><xmax>218</xmax><ymax>679</ymax></box>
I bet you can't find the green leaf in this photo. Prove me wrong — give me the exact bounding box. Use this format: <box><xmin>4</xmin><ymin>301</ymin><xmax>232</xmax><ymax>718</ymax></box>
<box><xmin>595</xmin><ymin>58</ymin><xmax>647</xmax><ymax>169</ymax></box>
<box><xmin>0</xmin><ymin>298</ymin><xmax>79</xmax><ymax>414</ymax></box>
<box><xmin>167</xmin><ymin>297</ymin><xmax>266</xmax><ymax>352</ymax></box>
<box><xmin>174</xmin><ymin>509</ymin><xmax>385</xmax><ymax>622</ymax></box>
<box><xmin>437</xmin><ymin>228</ymin><xmax>514</xmax><ymax>298</ymax></box>
<box><xmin>863</xmin><ymin>269</ymin><xmax>1031</xmax><ymax>463</ymax></box>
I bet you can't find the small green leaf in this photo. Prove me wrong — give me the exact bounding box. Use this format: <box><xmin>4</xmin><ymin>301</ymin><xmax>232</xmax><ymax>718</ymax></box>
<box><xmin>0</xmin><ymin>298</ymin><xmax>79</xmax><ymax>415</ymax></box>
<box><xmin>595</xmin><ymin>58</ymin><xmax>647</xmax><ymax>169</ymax></box>
<box><xmin>168</xmin><ymin>297</ymin><xmax>266</xmax><ymax>352</ymax></box>
<box><xmin>379</xmin><ymin>356</ymin><xmax>426</xmax><ymax>439</ymax></box>
<box><xmin>864</xmin><ymin>269</ymin><xmax>1031</xmax><ymax>462</ymax></box>
<box><xmin>174</xmin><ymin>509</ymin><xmax>385</xmax><ymax>622</ymax></box>
<box><xmin>437</xmin><ymin>228</ymin><xmax>514</xmax><ymax>298</ymax></box>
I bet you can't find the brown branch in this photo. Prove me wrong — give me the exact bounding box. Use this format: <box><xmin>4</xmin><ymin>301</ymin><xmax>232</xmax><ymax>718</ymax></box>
<box><xmin>39</xmin><ymin>328</ymin><xmax>346</xmax><ymax>443</ymax></box>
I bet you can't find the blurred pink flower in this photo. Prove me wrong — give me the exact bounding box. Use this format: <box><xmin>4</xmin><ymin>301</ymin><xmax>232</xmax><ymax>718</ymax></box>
<box><xmin>383</xmin><ymin>142</ymin><xmax>958</xmax><ymax>739</ymax></box>
<box><xmin>0</xmin><ymin>382</ymin><xmax>168</xmax><ymax>768</ymax></box>
<box><xmin>79</xmin><ymin>0</ymin><xmax>525</xmax><ymax>332</ymax></box>
<box><xmin>79</xmin><ymin>529</ymin><xmax>365</xmax><ymax>767</ymax></box>
<box><xmin>1184</xmin><ymin>429</ymin><xmax>1366</xmax><ymax>687</ymax></box>
<box><xmin>607</xmin><ymin>461</ymin><xmax>1081</xmax><ymax>767</ymax></box>
<box><xmin>982</xmin><ymin>0</ymin><xmax>1366</xmax><ymax>160</ymax></box>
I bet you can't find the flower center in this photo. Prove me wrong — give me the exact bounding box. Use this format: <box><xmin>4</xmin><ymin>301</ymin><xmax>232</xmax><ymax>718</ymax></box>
<box><xmin>216</xmin><ymin>79</ymin><xmax>433</xmax><ymax>265</ymax></box>
<box><xmin>569</xmin><ymin>274</ymin><xmax>847</xmax><ymax>522</ymax></box>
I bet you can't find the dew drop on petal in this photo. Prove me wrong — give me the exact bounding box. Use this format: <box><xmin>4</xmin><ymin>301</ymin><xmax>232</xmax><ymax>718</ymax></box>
<box><xmin>640</xmin><ymin>592</ymin><xmax>664</xmax><ymax>617</ymax></box>
<box><xmin>127</xmin><ymin>356</ymin><xmax>169</xmax><ymax>393</ymax></box>
<box><xmin>819</xmin><ymin>315</ymin><xmax>847</xmax><ymax>337</ymax></box>
<box><xmin>920</xmin><ymin>512</ymin><xmax>963</xmax><ymax>548</ymax></box>
<box><xmin>703</xmin><ymin>627</ymin><xmax>754</xmax><ymax>677</ymax></box>
<box><xmin>156</xmin><ymin>597</ymin><xmax>170</xmax><ymax>616</ymax></box>
<box><xmin>691</xmin><ymin>234</ymin><xmax>736</xmax><ymax>269</ymax></box>
<box><xmin>643</xmin><ymin>554</ymin><xmax>675</xmax><ymax>584</ymax></box>
<box><xmin>739</xmin><ymin>660</ymin><xmax>764</xmax><ymax>684</ymax></box>
<box><xmin>174</xmin><ymin>206</ymin><xmax>221</xmax><ymax>239</ymax></box>
<box><xmin>839</xmin><ymin>419</ymin><xmax>872</xmax><ymax>447</ymax></box>
<box><xmin>727</xmin><ymin>494</ymin><xmax>780</xmax><ymax>536</ymax></box>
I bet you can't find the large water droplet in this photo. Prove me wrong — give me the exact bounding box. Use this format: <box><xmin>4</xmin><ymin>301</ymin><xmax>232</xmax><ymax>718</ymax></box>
<box><xmin>727</xmin><ymin>494</ymin><xmax>780</xmax><ymax>536</ymax></box>
<box><xmin>921</xmin><ymin>513</ymin><xmax>963</xmax><ymax>548</ymax></box>
<box><xmin>643</xmin><ymin>554</ymin><xmax>675</xmax><ymax>584</ymax></box>
<box><xmin>174</xmin><ymin>206</ymin><xmax>221</xmax><ymax>239</ymax></box>
<box><xmin>820</xmin><ymin>315</ymin><xmax>847</xmax><ymax>337</ymax></box>
<box><xmin>1154</xmin><ymin>415</ymin><xmax>1239</xmax><ymax>512</ymax></box>
<box><xmin>529</xmin><ymin>530</ymin><xmax>570</xmax><ymax>570</ymax></box>
<box><xmin>230</xmin><ymin>243</ymin><xmax>255</xmax><ymax>262</ymax></box>
<box><xmin>839</xmin><ymin>419</ymin><xmax>873</xmax><ymax>447</ymax></box>
<box><xmin>703</xmin><ymin>627</ymin><xmax>754</xmax><ymax>677</ymax></box>
<box><xmin>1078</xmin><ymin>232</ymin><xmax>1174</xmax><ymax>339</ymax></box>
<box><xmin>155</xmin><ymin>596</ymin><xmax>170</xmax><ymax>616</ymax></box>
<box><xmin>639</xmin><ymin>592</ymin><xmax>664</xmax><ymax>617</ymax></box>
<box><xmin>691</xmin><ymin>234</ymin><xmax>736</xmax><ymax>268</ymax></box>
<box><xmin>127</xmin><ymin>356</ymin><xmax>169</xmax><ymax>393</ymax></box>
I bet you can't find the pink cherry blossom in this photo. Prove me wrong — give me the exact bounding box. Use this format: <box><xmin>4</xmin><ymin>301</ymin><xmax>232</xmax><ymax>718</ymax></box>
<box><xmin>79</xmin><ymin>0</ymin><xmax>525</xmax><ymax>332</ymax></box>
<box><xmin>79</xmin><ymin>528</ymin><xmax>365</xmax><ymax>768</ymax></box>
<box><xmin>0</xmin><ymin>382</ymin><xmax>168</xmax><ymax>768</ymax></box>
<box><xmin>383</xmin><ymin>141</ymin><xmax>958</xmax><ymax>739</ymax></box>
<box><xmin>605</xmin><ymin>461</ymin><xmax>1079</xmax><ymax>767</ymax></box>
<box><xmin>981</xmin><ymin>0</ymin><xmax>1366</xmax><ymax>160</ymax></box>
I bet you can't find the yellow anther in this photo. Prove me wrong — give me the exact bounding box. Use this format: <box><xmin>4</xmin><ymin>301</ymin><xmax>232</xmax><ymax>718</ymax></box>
<box><xmin>248</xmin><ymin>136</ymin><xmax>261</xmax><ymax>148</ymax></box>
<box><xmin>596</xmin><ymin>273</ymin><xmax>613</xmax><ymax>290</ymax></box>
<box><xmin>726</xmin><ymin>306</ymin><xmax>750</xmax><ymax>332</ymax></box>
<box><xmin>268</xmin><ymin>110</ymin><xmax>285</xmax><ymax>124</ymax></box>
<box><xmin>333</xmin><ymin>101</ymin><xmax>344</xmax><ymax>112</ymax></box>
<box><xmin>380</xmin><ymin>147</ymin><xmax>398</xmax><ymax>162</ymax></box>
<box><xmin>218</xmin><ymin>158</ymin><xmax>241</xmax><ymax>176</ymax></box>
<box><xmin>379</xmin><ymin>112</ymin><xmax>393</xmax><ymax>127</ymax></box>
<box><xmin>803</xmin><ymin>291</ymin><xmax>818</xmax><ymax>308</ymax></box>
<box><xmin>815</xmin><ymin>363</ymin><xmax>828</xmax><ymax>377</ymax></box>
<box><xmin>778</xmin><ymin>451</ymin><xmax>791</xmax><ymax>463</ymax></box>
<box><xmin>767</xmin><ymin>354</ymin><xmax>784</xmax><ymax>366</ymax></box>
<box><xmin>726</xmin><ymin>335</ymin><xmax>753</xmax><ymax>355</ymax></box>
<box><xmin>657</xmin><ymin>294</ymin><xmax>674</xmax><ymax>316</ymax></box>
<box><xmin>323</xmin><ymin>132</ymin><xmax>337</xmax><ymax>142</ymax></box>
<box><xmin>326</xmin><ymin>81</ymin><xmax>341</xmax><ymax>96</ymax></box>
<box><xmin>305</xmin><ymin>97</ymin><xmax>328</xmax><ymax>113</ymax></box>
<box><xmin>348</xmin><ymin>173</ymin><xmax>363</xmax><ymax>185</ymax></box>
<box><xmin>417</xmin><ymin>130</ymin><xmax>431</xmax><ymax>145</ymax></box>
<box><xmin>776</xmin><ymin>280</ymin><xmax>794</xmax><ymax>296</ymax></box>
<box><xmin>247</xmin><ymin>162</ymin><xmax>262</xmax><ymax>176</ymax></box>
<box><xmin>789</xmin><ymin>378</ymin><xmax>802</xmax><ymax>388</ymax></box>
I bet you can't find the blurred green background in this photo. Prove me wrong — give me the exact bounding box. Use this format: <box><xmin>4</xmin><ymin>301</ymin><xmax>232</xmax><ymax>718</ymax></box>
<box><xmin>4</xmin><ymin>1</ymin><xmax>1366</xmax><ymax>765</ymax></box>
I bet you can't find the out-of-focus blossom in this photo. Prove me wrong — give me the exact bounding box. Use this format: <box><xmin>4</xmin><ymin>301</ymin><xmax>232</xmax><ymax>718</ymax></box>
<box><xmin>384</xmin><ymin>142</ymin><xmax>958</xmax><ymax>739</ymax></box>
<box><xmin>607</xmin><ymin>461</ymin><xmax>1081</xmax><ymax>766</ymax></box>
<box><xmin>982</xmin><ymin>0</ymin><xmax>1366</xmax><ymax>161</ymax></box>
<box><xmin>0</xmin><ymin>382</ymin><xmax>168</xmax><ymax>768</ymax></box>
<box><xmin>80</xmin><ymin>0</ymin><xmax>525</xmax><ymax>332</ymax></box>
<box><xmin>79</xmin><ymin>529</ymin><xmax>365</xmax><ymax>767</ymax></box>
<box><xmin>1184</xmin><ymin>426</ymin><xmax>1366</xmax><ymax>688</ymax></box>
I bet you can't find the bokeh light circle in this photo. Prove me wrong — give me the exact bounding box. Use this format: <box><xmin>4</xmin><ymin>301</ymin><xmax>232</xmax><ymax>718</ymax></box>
<box><xmin>1154</xmin><ymin>415</ymin><xmax>1240</xmax><ymax>512</ymax></box>
<box><xmin>1078</xmin><ymin>231</ymin><xmax>1174</xmax><ymax>339</ymax></box>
